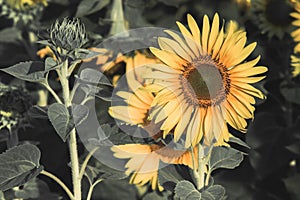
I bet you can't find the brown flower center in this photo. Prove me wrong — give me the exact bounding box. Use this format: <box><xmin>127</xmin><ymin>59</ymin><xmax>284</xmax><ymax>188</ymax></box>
<box><xmin>181</xmin><ymin>56</ymin><xmax>230</xmax><ymax>107</ymax></box>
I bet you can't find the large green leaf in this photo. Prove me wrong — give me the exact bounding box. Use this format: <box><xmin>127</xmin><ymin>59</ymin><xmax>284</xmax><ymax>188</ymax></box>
<box><xmin>48</xmin><ymin>103</ymin><xmax>72</xmax><ymax>142</ymax></box>
<box><xmin>79</xmin><ymin>68</ymin><xmax>112</xmax><ymax>86</ymax></box>
<box><xmin>174</xmin><ymin>180</ymin><xmax>201</xmax><ymax>200</ymax></box>
<box><xmin>0</xmin><ymin>144</ymin><xmax>43</xmax><ymax>191</ymax></box>
<box><xmin>84</xmin><ymin>163</ymin><xmax>127</xmax><ymax>185</ymax></box>
<box><xmin>14</xmin><ymin>178</ymin><xmax>61</xmax><ymax>200</ymax></box>
<box><xmin>0</xmin><ymin>61</ymin><xmax>45</xmax><ymax>82</ymax></box>
<box><xmin>75</xmin><ymin>0</ymin><xmax>110</xmax><ymax>17</ymax></box>
<box><xmin>209</xmin><ymin>147</ymin><xmax>244</xmax><ymax>172</ymax></box>
<box><xmin>201</xmin><ymin>185</ymin><xmax>226</xmax><ymax>200</ymax></box>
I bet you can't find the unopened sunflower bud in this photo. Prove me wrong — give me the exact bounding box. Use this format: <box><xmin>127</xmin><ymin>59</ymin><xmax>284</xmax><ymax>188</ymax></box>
<box><xmin>50</xmin><ymin>18</ymin><xmax>87</xmax><ymax>52</ymax></box>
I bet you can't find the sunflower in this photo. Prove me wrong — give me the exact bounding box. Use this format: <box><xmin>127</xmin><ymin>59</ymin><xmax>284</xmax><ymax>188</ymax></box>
<box><xmin>291</xmin><ymin>1</ymin><xmax>300</xmax><ymax>53</ymax></box>
<box><xmin>251</xmin><ymin>0</ymin><xmax>294</xmax><ymax>39</ymax></box>
<box><xmin>290</xmin><ymin>54</ymin><xmax>300</xmax><ymax>76</ymax></box>
<box><xmin>144</xmin><ymin>13</ymin><xmax>267</xmax><ymax>148</ymax></box>
<box><xmin>111</xmin><ymin>143</ymin><xmax>198</xmax><ymax>191</ymax></box>
<box><xmin>108</xmin><ymin>51</ymin><xmax>160</xmax><ymax>124</ymax></box>
<box><xmin>0</xmin><ymin>0</ymin><xmax>47</xmax><ymax>24</ymax></box>
<box><xmin>109</xmin><ymin>51</ymin><xmax>198</xmax><ymax>191</ymax></box>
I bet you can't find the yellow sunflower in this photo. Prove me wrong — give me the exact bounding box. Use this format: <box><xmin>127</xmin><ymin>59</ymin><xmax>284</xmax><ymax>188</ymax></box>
<box><xmin>291</xmin><ymin>1</ymin><xmax>300</xmax><ymax>53</ymax></box>
<box><xmin>290</xmin><ymin>54</ymin><xmax>300</xmax><ymax>76</ymax></box>
<box><xmin>108</xmin><ymin>51</ymin><xmax>160</xmax><ymax>124</ymax></box>
<box><xmin>0</xmin><ymin>0</ymin><xmax>47</xmax><ymax>24</ymax></box>
<box><xmin>144</xmin><ymin>13</ymin><xmax>267</xmax><ymax>148</ymax></box>
<box><xmin>111</xmin><ymin>143</ymin><xmax>198</xmax><ymax>191</ymax></box>
<box><xmin>109</xmin><ymin>52</ymin><xmax>198</xmax><ymax>191</ymax></box>
<box><xmin>251</xmin><ymin>0</ymin><xmax>294</xmax><ymax>39</ymax></box>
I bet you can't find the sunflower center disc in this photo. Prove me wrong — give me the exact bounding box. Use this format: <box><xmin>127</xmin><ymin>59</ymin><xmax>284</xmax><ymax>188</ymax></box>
<box><xmin>188</xmin><ymin>64</ymin><xmax>223</xmax><ymax>100</ymax></box>
<box><xmin>265</xmin><ymin>0</ymin><xmax>292</xmax><ymax>26</ymax></box>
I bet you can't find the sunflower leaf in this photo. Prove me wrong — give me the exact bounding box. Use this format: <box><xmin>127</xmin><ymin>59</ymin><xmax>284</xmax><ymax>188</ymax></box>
<box><xmin>75</xmin><ymin>0</ymin><xmax>110</xmax><ymax>17</ymax></box>
<box><xmin>209</xmin><ymin>147</ymin><xmax>244</xmax><ymax>172</ymax></box>
<box><xmin>228</xmin><ymin>136</ymin><xmax>250</xmax><ymax>149</ymax></box>
<box><xmin>0</xmin><ymin>61</ymin><xmax>45</xmax><ymax>82</ymax></box>
<box><xmin>71</xmin><ymin>104</ymin><xmax>89</xmax><ymax>126</ymax></box>
<box><xmin>174</xmin><ymin>180</ymin><xmax>201</xmax><ymax>200</ymax></box>
<box><xmin>48</xmin><ymin>103</ymin><xmax>73</xmax><ymax>142</ymax></box>
<box><xmin>0</xmin><ymin>144</ymin><xmax>43</xmax><ymax>191</ymax></box>
<box><xmin>84</xmin><ymin>163</ymin><xmax>127</xmax><ymax>185</ymax></box>
<box><xmin>79</xmin><ymin>68</ymin><xmax>112</xmax><ymax>86</ymax></box>
<box><xmin>201</xmin><ymin>185</ymin><xmax>226</xmax><ymax>200</ymax></box>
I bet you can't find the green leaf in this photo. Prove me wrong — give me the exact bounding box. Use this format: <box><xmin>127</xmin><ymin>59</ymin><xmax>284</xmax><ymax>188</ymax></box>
<box><xmin>201</xmin><ymin>185</ymin><xmax>226</xmax><ymax>200</ymax></box>
<box><xmin>79</xmin><ymin>68</ymin><xmax>112</xmax><ymax>86</ymax></box>
<box><xmin>48</xmin><ymin>103</ymin><xmax>72</xmax><ymax>142</ymax></box>
<box><xmin>0</xmin><ymin>144</ymin><xmax>43</xmax><ymax>191</ymax></box>
<box><xmin>88</xmin><ymin>125</ymin><xmax>114</xmax><ymax>146</ymax></box>
<box><xmin>84</xmin><ymin>163</ymin><xmax>127</xmax><ymax>185</ymax></box>
<box><xmin>71</xmin><ymin>104</ymin><xmax>89</xmax><ymax>126</ymax></box>
<box><xmin>0</xmin><ymin>27</ymin><xmax>22</xmax><ymax>43</ymax></box>
<box><xmin>143</xmin><ymin>191</ymin><xmax>172</xmax><ymax>200</ymax></box>
<box><xmin>283</xmin><ymin>173</ymin><xmax>300</xmax><ymax>199</ymax></box>
<box><xmin>228</xmin><ymin>136</ymin><xmax>250</xmax><ymax>149</ymax></box>
<box><xmin>45</xmin><ymin>57</ymin><xmax>59</xmax><ymax>72</ymax></box>
<box><xmin>174</xmin><ymin>180</ymin><xmax>201</xmax><ymax>200</ymax></box>
<box><xmin>280</xmin><ymin>84</ymin><xmax>300</xmax><ymax>105</ymax></box>
<box><xmin>209</xmin><ymin>147</ymin><xmax>244</xmax><ymax>172</ymax></box>
<box><xmin>75</xmin><ymin>0</ymin><xmax>110</xmax><ymax>17</ymax></box>
<box><xmin>0</xmin><ymin>61</ymin><xmax>45</xmax><ymax>82</ymax></box>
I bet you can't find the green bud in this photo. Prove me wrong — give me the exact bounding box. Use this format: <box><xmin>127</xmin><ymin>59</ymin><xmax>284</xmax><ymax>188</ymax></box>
<box><xmin>50</xmin><ymin>18</ymin><xmax>87</xmax><ymax>52</ymax></box>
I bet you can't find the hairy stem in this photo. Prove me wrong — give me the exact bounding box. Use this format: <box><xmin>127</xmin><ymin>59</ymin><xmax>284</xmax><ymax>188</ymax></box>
<box><xmin>40</xmin><ymin>170</ymin><xmax>74</xmax><ymax>200</ymax></box>
<box><xmin>60</xmin><ymin>60</ymin><xmax>81</xmax><ymax>200</ymax></box>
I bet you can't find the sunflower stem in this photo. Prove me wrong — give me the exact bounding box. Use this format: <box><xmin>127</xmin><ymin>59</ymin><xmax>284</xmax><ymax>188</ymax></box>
<box><xmin>86</xmin><ymin>179</ymin><xmax>103</xmax><ymax>200</ymax></box>
<box><xmin>79</xmin><ymin>147</ymin><xmax>99</xmax><ymax>180</ymax></box>
<box><xmin>59</xmin><ymin>60</ymin><xmax>81</xmax><ymax>200</ymax></box>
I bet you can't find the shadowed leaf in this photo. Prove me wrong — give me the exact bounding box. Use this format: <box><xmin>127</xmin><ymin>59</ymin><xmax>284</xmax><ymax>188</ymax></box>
<box><xmin>0</xmin><ymin>62</ymin><xmax>45</xmax><ymax>82</ymax></box>
<box><xmin>0</xmin><ymin>144</ymin><xmax>43</xmax><ymax>191</ymax></box>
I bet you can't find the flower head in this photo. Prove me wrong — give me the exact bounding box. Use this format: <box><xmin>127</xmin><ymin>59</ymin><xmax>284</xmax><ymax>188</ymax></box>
<box><xmin>145</xmin><ymin>13</ymin><xmax>267</xmax><ymax>147</ymax></box>
<box><xmin>251</xmin><ymin>0</ymin><xmax>293</xmax><ymax>39</ymax></box>
<box><xmin>111</xmin><ymin>143</ymin><xmax>197</xmax><ymax>191</ymax></box>
<box><xmin>291</xmin><ymin>1</ymin><xmax>300</xmax><ymax>53</ymax></box>
<box><xmin>50</xmin><ymin>18</ymin><xmax>87</xmax><ymax>53</ymax></box>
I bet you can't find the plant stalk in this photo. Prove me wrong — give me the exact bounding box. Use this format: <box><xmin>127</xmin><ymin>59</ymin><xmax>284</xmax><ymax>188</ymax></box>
<box><xmin>60</xmin><ymin>60</ymin><xmax>81</xmax><ymax>200</ymax></box>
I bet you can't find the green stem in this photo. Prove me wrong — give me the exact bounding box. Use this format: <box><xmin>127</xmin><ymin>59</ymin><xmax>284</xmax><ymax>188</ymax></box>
<box><xmin>197</xmin><ymin>146</ymin><xmax>206</xmax><ymax>190</ymax></box>
<box><xmin>79</xmin><ymin>147</ymin><xmax>99</xmax><ymax>180</ymax></box>
<box><xmin>41</xmin><ymin>81</ymin><xmax>62</xmax><ymax>104</ymax></box>
<box><xmin>86</xmin><ymin>179</ymin><xmax>102</xmax><ymax>200</ymax></box>
<box><xmin>60</xmin><ymin>60</ymin><xmax>81</xmax><ymax>200</ymax></box>
<box><xmin>191</xmin><ymin>146</ymin><xmax>201</xmax><ymax>190</ymax></box>
<box><xmin>204</xmin><ymin>147</ymin><xmax>213</xmax><ymax>187</ymax></box>
<box><xmin>40</xmin><ymin>170</ymin><xmax>74</xmax><ymax>200</ymax></box>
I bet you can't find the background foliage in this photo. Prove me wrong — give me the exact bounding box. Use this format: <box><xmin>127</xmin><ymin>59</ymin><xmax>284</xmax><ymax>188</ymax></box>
<box><xmin>0</xmin><ymin>0</ymin><xmax>300</xmax><ymax>199</ymax></box>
